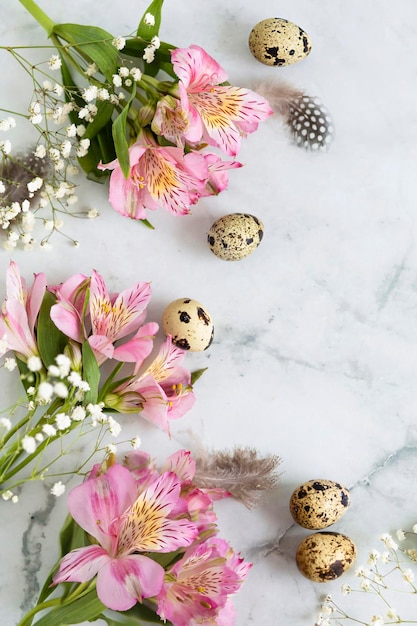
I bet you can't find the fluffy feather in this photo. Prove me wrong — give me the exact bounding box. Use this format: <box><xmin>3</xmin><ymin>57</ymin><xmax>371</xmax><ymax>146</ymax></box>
<box><xmin>252</xmin><ymin>80</ymin><xmax>335</xmax><ymax>151</ymax></box>
<box><xmin>193</xmin><ymin>446</ymin><xmax>281</xmax><ymax>509</ymax></box>
<box><xmin>0</xmin><ymin>150</ymin><xmax>51</xmax><ymax>208</ymax></box>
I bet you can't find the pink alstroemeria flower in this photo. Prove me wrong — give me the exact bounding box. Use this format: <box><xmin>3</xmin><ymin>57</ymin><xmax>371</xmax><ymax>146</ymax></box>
<box><xmin>157</xmin><ymin>537</ymin><xmax>251</xmax><ymax>626</ymax></box>
<box><xmin>98</xmin><ymin>131</ymin><xmax>208</xmax><ymax>219</ymax></box>
<box><xmin>0</xmin><ymin>260</ymin><xmax>46</xmax><ymax>361</ymax></box>
<box><xmin>171</xmin><ymin>45</ymin><xmax>273</xmax><ymax>156</ymax></box>
<box><xmin>53</xmin><ymin>463</ymin><xmax>198</xmax><ymax>611</ymax></box>
<box><xmin>51</xmin><ymin>270</ymin><xmax>157</xmax><ymax>366</ymax></box>
<box><xmin>109</xmin><ymin>336</ymin><xmax>195</xmax><ymax>433</ymax></box>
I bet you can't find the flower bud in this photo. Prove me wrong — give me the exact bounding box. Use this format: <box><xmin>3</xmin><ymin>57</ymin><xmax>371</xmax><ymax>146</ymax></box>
<box><xmin>104</xmin><ymin>391</ymin><xmax>144</xmax><ymax>414</ymax></box>
<box><xmin>64</xmin><ymin>341</ymin><xmax>82</xmax><ymax>371</ymax></box>
<box><xmin>137</xmin><ymin>102</ymin><xmax>156</xmax><ymax>127</ymax></box>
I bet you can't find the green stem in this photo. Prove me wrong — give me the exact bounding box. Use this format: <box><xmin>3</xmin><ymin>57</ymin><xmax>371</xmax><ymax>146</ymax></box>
<box><xmin>17</xmin><ymin>597</ymin><xmax>61</xmax><ymax>626</ymax></box>
<box><xmin>18</xmin><ymin>0</ymin><xmax>55</xmax><ymax>36</ymax></box>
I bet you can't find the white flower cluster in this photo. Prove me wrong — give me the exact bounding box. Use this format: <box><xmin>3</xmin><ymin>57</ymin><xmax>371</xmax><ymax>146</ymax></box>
<box><xmin>316</xmin><ymin>527</ymin><xmax>417</xmax><ymax>626</ymax></box>
<box><xmin>143</xmin><ymin>35</ymin><xmax>161</xmax><ymax>64</ymax></box>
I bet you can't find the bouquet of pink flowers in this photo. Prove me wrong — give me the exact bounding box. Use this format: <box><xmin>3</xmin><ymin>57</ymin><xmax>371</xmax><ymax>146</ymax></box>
<box><xmin>0</xmin><ymin>0</ymin><xmax>272</xmax><ymax>248</ymax></box>
<box><xmin>0</xmin><ymin>261</ymin><xmax>199</xmax><ymax>500</ymax></box>
<box><xmin>18</xmin><ymin>449</ymin><xmax>254</xmax><ymax>626</ymax></box>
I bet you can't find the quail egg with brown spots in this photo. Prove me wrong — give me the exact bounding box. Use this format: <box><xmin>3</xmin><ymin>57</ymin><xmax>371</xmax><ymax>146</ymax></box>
<box><xmin>161</xmin><ymin>298</ymin><xmax>214</xmax><ymax>351</ymax></box>
<box><xmin>207</xmin><ymin>213</ymin><xmax>264</xmax><ymax>261</ymax></box>
<box><xmin>296</xmin><ymin>532</ymin><xmax>357</xmax><ymax>582</ymax></box>
<box><xmin>289</xmin><ymin>479</ymin><xmax>351</xmax><ymax>529</ymax></box>
<box><xmin>248</xmin><ymin>18</ymin><xmax>312</xmax><ymax>66</ymax></box>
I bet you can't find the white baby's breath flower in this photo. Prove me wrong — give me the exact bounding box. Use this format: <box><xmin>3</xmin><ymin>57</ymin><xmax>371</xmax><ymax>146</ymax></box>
<box><xmin>21</xmin><ymin>435</ymin><xmax>36</xmax><ymax>454</ymax></box>
<box><xmin>386</xmin><ymin>608</ymin><xmax>398</xmax><ymax>620</ymax></box>
<box><xmin>412</xmin><ymin>523</ymin><xmax>417</xmax><ymax>534</ymax></box>
<box><xmin>48</xmin><ymin>54</ymin><xmax>62</xmax><ymax>70</ymax></box>
<box><xmin>35</xmin><ymin>433</ymin><xmax>44</xmax><ymax>442</ymax></box>
<box><xmin>118</xmin><ymin>66</ymin><xmax>130</xmax><ymax>78</ymax></box>
<box><xmin>0</xmin><ymin>180</ymin><xmax>5</xmax><ymax>193</ymax></box>
<box><xmin>341</xmin><ymin>584</ymin><xmax>351</xmax><ymax>595</ymax></box>
<box><xmin>78</xmin><ymin>380</ymin><xmax>90</xmax><ymax>392</ymax></box>
<box><xmin>112</xmin><ymin>36</ymin><xmax>126</xmax><ymax>50</ymax></box>
<box><xmin>11</xmin><ymin>494</ymin><xmax>19</xmax><ymax>503</ymax></box>
<box><xmin>50</xmin><ymin>481</ymin><xmax>66</xmax><ymax>496</ymax></box>
<box><xmin>106</xmin><ymin>443</ymin><xmax>117</xmax><ymax>454</ymax></box>
<box><xmin>0</xmin><ymin>140</ymin><xmax>12</xmax><ymax>155</ymax></box>
<box><xmin>66</xmin><ymin>124</ymin><xmax>77</xmax><ymax>138</ymax></box>
<box><xmin>143</xmin><ymin>45</ymin><xmax>156</xmax><ymax>63</ymax></box>
<box><xmin>403</xmin><ymin>568</ymin><xmax>414</xmax><ymax>583</ymax></box>
<box><xmin>76</xmin><ymin>124</ymin><xmax>86</xmax><ymax>137</ymax></box>
<box><xmin>396</xmin><ymin>529</ymin><xmax>406</xmax><ymax>542</ymax></box>
<box><xmin>0</xmin><ymin>117</ymin><xmax>16</xmax><ymax>131</ymax></box>
<box><xmin>71</xmin><ymin>406</ymin><xmax>86</xmax><ymax>422</ymax></box>
<box><xmin>144</xmin><ymin>12</ymin><xmax>155</xmax><ymax>25</ymax></box>
<box><xmin>380</xmin><ymin>551</ymin><xmax>390</xmax><ymax>564</ymax></box>
<box><xmin>97</xmin><ymin>88</ymin><xmax>110</xmax><ymax>101</ymax></box>
<box><xmin>42</xmin><ymin>423</ymin><xmax>57</xmax><ymax>437</ymax></box>
<box><xmin>55</xmin><ymin>413</ymin><xmax>71</xmax><ymax>430</ymax></box>
<box><xmin>85</xmin><ymin>62</ymin><xmax>98</xmax><ymax>76</ymax></box>
<box><xmin>130</xmin><ymin>67</ymin><xmax>142</xmax><ymax>81</ymax></box>
<box><xmin>4</xmin><ymin>357</ymin><xmax>17</xmax><ymax>371</ymax></box>
<box><xmin>34</xmin><ymin>144</ymin><xmax>47</xmax><ymax>158</ymax></box>
<box><xmin>0</xmin><ymin>417</ymin><xmax>12</xmax><ymax>431</ymax></box>
<box><xmin>406</xmin><ymin>548</ymin><xmax>417</xmax><ymax>562</ymax></box>
<box><xmin>112</xmin><ymin>74</ymin><xmax>123</xmax><ymax>87</ymax></box>
<box><xmin>53</xmin><ymin>83</ymin><xmax>63</xmax><ymax>96</ymax></box>
<box><xmin>53</xmin><ymin>382</ymin><xmax>68</xmax><ymax>398</ymax></box>
<box><xmin>2</xmin><ymin>490</ymin><xmax>14</xmax><ymax>501</ymax></box>
<box><xmin>67</xmin><ymin>371</ymin><xmax>82</xmax><ymax>387</ymax></box>
<box><xmin>355</xmin><ymin>566</ymin><xmax>370</xmax><ymax>578</ymax></box>
<box><xmin>87</xmin><ymin>208</ymin><xmax>100</xmax><ymax>219</ymax></box>
<box><xmin>27</xmin><ymin>355</ymin><xmax>42</xmax><ymax>372</ymax></box>
<box><xmin>360</xmin><ymin>580</ymin><xmax>371</xmax><ymax>591</ymax></box>
<box><xmin>131</xmin><ymin>436</ymin><xmax>142</xmax><ymax>449</ymax></box>
<box><xmin>380</xmin><ymin>534</ymin><xmax>398</xmax><ymax>550</ymax></box>
<box><xmin>54</xmin><ymin>218</ymin><xmax>64</xmax><ymax>230</ymax></box>
<box><xmin>27</xmin><ymin>177</ymin><xmax>43</xmax><ymax>193</ymax></box>
<box><xmin>108</xmin><ymin>415</ymin><xmax>122</xmax><ymax>437</ymax></box>
<box><xmin>151</xmin><ymin>35</ymin><xmax>160</xmax><ymax>49</ymax></box>
<box><xmin>367</xmin><ymin>549</ymin><xmax>380</xmax><ymax>565</ymax></box>
<box><xmin>369</xmin><ymin>616</ymin><xmax>384</xmax><ymax>626</ymax></box>
<box><xmin>61</xmin><ymin>140</ymin><xmax>72</xmax><ymax>158</ymax></box>
<box><xmin>36</xmin><ymin>381</ymin><xmax>54</xmax><ymax>403</ymax></box>
<box><xmin>82</xmin><ymin>85</ymin><xmax>98</xmax><ymax>102</ymax></box>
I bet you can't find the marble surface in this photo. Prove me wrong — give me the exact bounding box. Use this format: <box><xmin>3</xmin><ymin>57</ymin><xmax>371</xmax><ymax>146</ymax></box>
<box><xmin>1</xmin><ymin>1</ymin><xmax>417</xmax><ymax>625</ymax></box>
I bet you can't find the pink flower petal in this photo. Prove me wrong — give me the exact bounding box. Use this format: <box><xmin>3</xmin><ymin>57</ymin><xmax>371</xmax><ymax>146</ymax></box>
<box><xmin>67</xmin><ymin>464</ymin><xmax>137</xmax><ymax>549</ymax></box>
<box><xmin>96</xmin><ymin>554</ymin><xmax>164</xmax><ymax>610</ymax></box>
<box><xmin>53</xmin><ymin>545</ymin><xmax>109</xmax><ymax>584</ymax></box>
<box><xmin>171</xmin><ymin>45</ymin><xmax>228</xmax><ymax>91</ymax></box>
<box><xmin>113</xmin><ymin>321</ymin><xmax>158</xmax><ymax>363</ymax></box>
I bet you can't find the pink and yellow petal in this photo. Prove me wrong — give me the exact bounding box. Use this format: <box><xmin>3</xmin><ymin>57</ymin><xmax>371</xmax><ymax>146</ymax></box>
<box><xmin>53</xmin><ymin>545</ymin><xmax>109</xmax><ymax>584</ymax></box>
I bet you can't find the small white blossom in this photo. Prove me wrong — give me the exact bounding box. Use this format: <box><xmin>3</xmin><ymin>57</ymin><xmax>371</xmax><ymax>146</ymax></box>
<box><xmin>2</xmin><ymin>490</ymin><xmax>14</xmax><ymax>501</ymax></box>
<box><xmin>386</xmin><ymin>609</ymin><xmax>398</xmax><ymax>620</ymax></box>
<box><xmin>367</xmin><ymin>549</ymin><xmax>380</xmax><ymax>565</ymax></box>
<box><xmin>61</xmin><ymin>140</ymin><xmax>72</xmax><ymax>158</ymax></box>
<box><xmin>76</xmin><ymin>124</ymin><xmax>86</xmax><ymax>137</ymax></box>
<box><xmin>412</xmin><ymin>523</ymin><xmax>417</xmax><ymax>534</ymax></box>
<box><xmin>82</xmin><ymin>85</ymin><xmax>98</xmax><ymax>102</ymax></box>
<box><xmin>112</xmin><ymin>36</ymin><xmax>126</xmax><ymax>50</ymax></box>
<box><xmin>380</xmin><ymin>534</ymin><xmax>398</xmax><ymax>550</ymax></box>
<box><xmin>71</xmin><ymin>406</ymin><xmax>86</xmax><ymax>422</ymax></box>
<box><xmin>144</xmin><ymin>12</ymin><xmax>155</xmax><ymax>25</ymax></box>
<box><xmin>97</xmin><ymin>88</ymin><xmax>110</xmax><ymax>101</ymax></box>
<box><xmin>54</xmin><ymin>218</ymin><xmax>64</xmax><ymax>230</ymax></box>
<box><xmin>26</xmin><ymin>386</ymin><xmax>35</xmax><ymax>396</ymax></box>
<box><xmin>27</xmin><ymin>177</ymin><xmax>43</xmax><ymax>193</ymax></box>
<box><xmin>396</xmin><ymin>529</ymin><xmax>406</xmax><ymax>542</ymax></box>
<box><xmin>4</xmin><ymin>357</ymin><xmax>17</xmax><ymax>371</ymax></box>
<box><xmin>108</xmin><ymin>415</ymin><xmax>122</xmax><ymax>437</ymax></box>
<box><xmin>34</xmin><ymin>144</ymin><xmax>47</xmax><ymax>158</ymax></box>
<box><xmin>54</xmin><ymin>382</ymin><xmax>69</xmax><ymax>398</ymax></box>
<box><xmin>36</xmin><ymin>381</ymin><xmax>54</xmax><ymax>403</ymax></box>
<box><xmin>21</xmin><ymin>435</ymin><xmax>36</xmax><ymax>454</ymax></box>
<box><xmin>0</xmin><ymin>180</ymin><xmax>5</xmax><ymax>193</ymax></box>
<box><xmin>112</xmin><ymin>74</ymin><xmax>123</xmax><ymax>88</ymax></box>
<box><xmin>118</xmin><ymin>66</ymin><xmax>130</xmax><ymax>78</ymax></box>
<box><xmin>0</xmin><ymin>417</ymin><xmax>12</xmax><ymax>431</ymax></box>
<box><xmin>130</xmin><ymin>67</ymin><xmax>142</xmax><ymax>81</ymax></box>
<box><xmin>42</xmin><ymin>423</ymin><xmax>57</xmax><ymax>437</ymax></box>
<box><xmin>341</xmin><ymin>584</ymin><xmax>351</xmax><ymax>595</ymax></box>
<box><xmin>380</xmin><ymin>551</ymin><xmax>390</xmax><ymax>564</ymax></box>
<box><xmin>85</xmin><ymin>62</ymin><xmax>98</xmax><ymax>76</ymax></box>
<box><xmin>151</xmin><ymin>36</ymin><xmax>160</xmax><ymax>49</ymax></box>
<box><xmin>403</xmin><ymin>568</ymin><xmax>414</xmax><ymax>582</ymax></box>
<box><xmin>369</xmin><ymin>616</ymin><xmax>384</xmax><ymax>626</ymax></box>
<box><xmin>131</xmin><ymin>436</ymin><xmax>142</xmax><ymax>449</ymax></box>
<box><xmin>11</xmin><ymin>495</ymin><xmax>19</xmax><ymax>503</ymax></box>
<box><xmin>56</xmin><ymin>354</ymin><xmax>71</xmax><ymax>376</ymax></box>
<box><xmin>35</xmin><ymin>433</ymin><xmax>44</xmax><ymax>442</ymax></box>
<box><xmin>66</xmin><ymin>124</ymin><xmax>77</xmax><ymax>138</ymax></box>
<box><xmin>0</xmin><ymin>117</ymin><xmax>16</xmax><ymax>131</ymax></box>
<box><xmin>360</xmin><ymin>580</ymin><xmax>371</xmax><ymax>591</ymax></box>
<box><xmin>0</xmin><ymin>140</ymin><xmax>12</xmax><ymax>155</ymax></box>
<box><xmin>78</xmin><ymin>380</ymin><xmax>90</xmax><ymax>392</ymax></box>
<box><xmin>43</xmin><ymin>220</ymin><xmax>54</xmax><ymax>232</ymax></box>
<box><xmin>124</xmin><ymin>78</ymin><xmax>132</xmax><ymax>87</ymax></box>
<box><xmin>87</xmin><ymin>208</ymin><xmax>100</xmax><ymax>219</ymax></box>
<box><xmin>143</xmin><ymin>45</ymin><xmax>155</xmax><ymax>63</ymax></box>
<box><xmin>76</xmin><ymin>137</ymin><xmax>91</xmax><ymax>158</ymax></box>
<box><xmin>105</xmin><ymin>443</ymin><xmax>117</xmax><ymax>454</ymax></box>
<box><xmin>68</xmin><ymin>371</ymin><xmax>82</xmax><ymax>387</ymax></box>
<box><xmin>55</xmin><ymin>413</ymin><xmax>71</xmax><ymax>430</ymax></box>
<box><xmin>48</xmin><ymin>55</ymin><xmax>62</xmax><ymax>70</ymax></box>
<box><xmin>50</xmin><ymin>481</ymin><xmax>66</xmax><ymax>496</ymax></box>
<box><xmin>53</xmin><ymin>83</ymin><xmax>64</xmax><ymax>96</ymax></box>
<box><xmin>27</xmin><ymin>355</ymin><xmax>43</xmax><ymax>372</ymax></box>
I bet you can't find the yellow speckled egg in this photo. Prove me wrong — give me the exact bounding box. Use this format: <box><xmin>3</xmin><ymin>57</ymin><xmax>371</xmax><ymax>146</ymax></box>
<box><xmin>161</xmin><ymin>298</ymin><xmax>214</xmax><ymax>351</ymax></box>
<box><xmin>207</xmin><ymin>213</ymin><xmax>264</xmax><ymax>261</ymax></box>
<box><xmin>248</xmin><ymin>18</ymin><xmax>312</xmax><ymax>66</ymax></box>
<box><xmin>289</xmin><ymin>479</ymin><xmax>351</xmax><ymax>529</ymax></box>
<box><xmin>296</xmin><ymin>532</ymin><xmax>357</xmax><ymax>582</ymax></box>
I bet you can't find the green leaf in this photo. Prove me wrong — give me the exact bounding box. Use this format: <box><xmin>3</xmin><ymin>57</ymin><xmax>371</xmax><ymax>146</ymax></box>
<box><xmin>140</xmin><ymin>218</ymin><xmax>155</xmax><ymax>230</ymax></box>
<box><xmin>82</xmin><ymin>341</ymin><xmax>100</xmax><ymax>404</ymax></box>
<box><xmin>37</xmin><ymin>291</ymin><xmax>68</xmax><ymax>367</ymax></box>
<box><xmin>34</xmin><ymin>589</ymin><xmax>105</xmax><ymax>626</ymax></box>
<box><xmin>53</xmin><ymin>23</ymin><xmax>119</xmax><ymax>81</ymax></box>
<box><xmin>102</xmin><ymin>604</ymin><xmax>172</xmax><ymax>624</ymax></box>
<box><xmin>16</xmin><ymin>357</ymin><xmax>33</xmax><ymax>394</ymax></box>
<box><xmin>84</xmin><ymin>101</ymin><xmax>115</xmax><ymax>139</ymax></box>
<box><xmin>190</xmin><ymin>367</ymin><xmax>208</xmax><ymax>385</ymax></box>
<box><xmin>112</xmin><ymin>87</ymin><xmax>136</xmax><ymax>178</ymax></box>
<box><xmin>136</xmin><ymin>0</ymin><xmax>165</xmax><ymax>39</ymax></box>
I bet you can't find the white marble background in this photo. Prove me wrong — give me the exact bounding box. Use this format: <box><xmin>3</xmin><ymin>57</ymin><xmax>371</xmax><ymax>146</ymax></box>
<box><xmin>1</xmin><ymin>1</ymin><xmax>417</xmax><ymax>625</ymax></box>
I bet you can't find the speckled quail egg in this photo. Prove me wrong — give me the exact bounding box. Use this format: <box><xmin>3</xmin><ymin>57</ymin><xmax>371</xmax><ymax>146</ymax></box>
<box><xmin>207</xmin><ymin>213</ymin><xmax>264</xmax><ymax>261</ymax></box>
<box><xmin>248</xmin><ymin>18</ymin><xmax>312</xmax><ymax>66</ymax></box>
<box><xmin>161</xmin><ymin>298</ymin><xmax>214</xmax><ymax>351</ymax></box>
<box><xmin>296</xmin><ymin>532</ymin><xmax>357</xmax><ymax>582</ymax></box>
<box><xmin>289</xmin><ymin>479</ymin><xmax>351</xmax><ymax>529</ymax></box>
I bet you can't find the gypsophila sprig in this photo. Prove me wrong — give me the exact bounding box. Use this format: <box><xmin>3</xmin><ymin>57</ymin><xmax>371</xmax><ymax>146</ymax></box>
<box><xmin>16</xmin><ymin>448</ymin><xmax>255</xmax><ymax>626</ymax></box>
<box><xmin>1</xmin><ymin>0</ymin><xmax>272</xmax><ymax>241</ymax></box>
<box><xmin>315</xmin><ymin>526</ymin><xmax>417</xmax><ymax>625</ymax></box>
<box><xmin>0</xmin><ymin>261</ymin><xmax>201</xmax><ymax>499</ymax></box>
